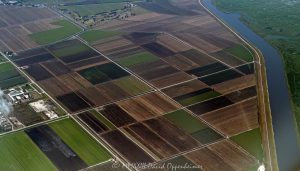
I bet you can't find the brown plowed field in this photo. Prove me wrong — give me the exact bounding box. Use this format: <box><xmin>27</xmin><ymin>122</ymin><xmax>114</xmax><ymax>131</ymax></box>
<box><xmin>212</xmin><ymin>74</ymin><xmax>256</xmax><ymax>94</ymax></box>
<box><xmin>39</xmin><ymin>77</ymin><xmax>72</xmax><ymax>97</ymax></box>
<box><xmin>185</xmin><ymin>148</ymin><xmax>235</xmax><ymax>171</ymax></box>
<box><xmin>143</xmin><ymin>117</ymin><xmax>200</xmax><ymax>152</ymax></box>
<box><xmin>117</xmin><ymin>92</ymin><xmax>180</xmax><ymax>121</ymax></box>
<box><xmin>201</xmin><ymin>98</ymin><xmax>259</xmax><ymax>137</ymax></box>
<box><xmin>208</xmin><ymin>140</ymin><xmax>258</xmax><ymax>170</ymax></box>
<box><xmin>150</xmin><ymin>72</ymin><xmax>193</xmax><ymax>88</ymax></box>
<box><xmin>77</xmin><ymin>87</ymin><xmax>110</xmax><ymax>107</ymax></box>
<box><xmin>124</xmin><ymin>123</ymin><xmax>179</xmax><ymax>159</ymax></box>
<box><xmin>101</xmin><ymin>130</ymin><xmax>155</xmax><ymax>163</ymax></box>
<box><xmin>162</xmin><ymin>79</ymin><xmax>207</xmax><ymax>98</ymax></box>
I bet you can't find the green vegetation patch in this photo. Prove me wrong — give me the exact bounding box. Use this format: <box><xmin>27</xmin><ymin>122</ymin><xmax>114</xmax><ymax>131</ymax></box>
<box><xmin>0</xmin><ymin>63</ymin><xmax>27</xmax><ymax>89</ymax></box>
<box><xmin>177</xmin><ymin>90</ymin><xmax>221</xmax><ymax>106</ymax></box>
<box><xmin>231</xmin><ymin>128</ymin><xmax>264</xmax><ymax>161</ymax></box>
<box><xmin>224</xmin><ymin>45</ymin><xmax>254</xmax><ymax>62</ymax></box>
<box><xmin>0</xmin><ymin>55</ymin><xmax>7</xmax><ymax>62</ymax></box>
<box><xmin>51</xmin><ymin>43</ymin><xmax>91</xmax><ymax>58</ymax></box>
<box><xmin>117</xmin><ymin>52</ymin><xmax>159</xmax><ymax>67</ymax></box>
<box><xmin>0</xmin><ymin>131</ymin><xmax>57</xmax><ymax>171</ymax></box>
<box><xmin>30</xmin><ymin>20</ymin><xmax>81</xmax><ymax>45</ymax></box>
<box><xmin>113</xmin><ymin>76</ymin><xmax>152</xmax><ymax>95</ymax></box>
<box><xmin>164</xmin><ymin>110</ymin><xmax>222</xmax><ymax>144</ymax></box>
<box><xmin>49</xmin><ymin>119</ymin><xmax>111</xmax><ymax>166</ymax></box>
<box><xmin>80</xmin><ymin>29</ymin><xmax>124</xmax><ymax>42</ymax></box>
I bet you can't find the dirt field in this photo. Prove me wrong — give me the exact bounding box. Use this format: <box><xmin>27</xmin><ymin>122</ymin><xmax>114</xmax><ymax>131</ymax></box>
<box><xmin>207</xmin><ymin>140</ymin><xmax>258</xmax><ymax>170</ymax></box>
<box><xmin>117</xmin><ymin>92</ymin><xmax>180</xmax><ymax>121</ymax></box>
<box><xmin>200</xmin><ymin>98</ymin><xmax>259</xmax><ymax>137</ymax></box>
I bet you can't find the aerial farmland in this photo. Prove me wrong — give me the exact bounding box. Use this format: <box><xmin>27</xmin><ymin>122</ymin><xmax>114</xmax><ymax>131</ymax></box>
<box><xmin>0</xmin><ymin>0</ymin><xmax>270</xmax><ymax>171</ymax></box>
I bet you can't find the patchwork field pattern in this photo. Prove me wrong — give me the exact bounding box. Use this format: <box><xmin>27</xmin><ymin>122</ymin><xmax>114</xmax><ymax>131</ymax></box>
<box><xmin>2</xmin><ymin>0</ymin><xmax>263</xmax><ymax>170</ymax></box>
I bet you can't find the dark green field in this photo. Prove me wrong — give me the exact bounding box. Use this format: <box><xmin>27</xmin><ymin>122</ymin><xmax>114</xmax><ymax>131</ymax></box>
<box><xmin>117</xmin><ymin>52</ymin><xmax>159</xmax><ymax>67</ymax></box>
<box><xmin>0</xmin><ymin>63</ymin><xmax>27</xmax><ymax>89</ymax></box>
<box><xmin>30</xmin><ymin>20</ymin><xmax>81</xmax><ymax>45</ymax></box>
<box><xmin>80</xmin><ymin>30</ymin><xmax>124</xmax><ymax>43</ymax></box>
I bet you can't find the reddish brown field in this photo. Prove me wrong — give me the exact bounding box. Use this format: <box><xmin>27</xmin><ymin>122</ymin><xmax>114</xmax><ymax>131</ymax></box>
<box><xmin>211</xmin><ymin>74</ymin><xmax>256</xmax><ymax>94</ymax></box>
<box><xmin>200</xmin><ymin>98</ymin><xmax>259</xmax><ymax>137</ymax></box>
<box><xmin>162</xmin><ymin>79</ymin><xmax>207</xmax><ymax>98</ymax></box>
<box><xmin>117</xmin><ymin>92</ymin><xmax>180</xmax><ymax>121</ymax></box>
<box><xmin>208</xmin><ymin>140</ymin><xmax>258</xmax><ymax>170</ymax></box>
<box><xmin>124</xmin><ymin>123</ymin><xmax>179</xmax><ymax>159</ymax></box>
<box><xmin>143</xmin><ymin>117</ymin><xmax>200</xmax><ymax>152</ymax></box>
<box><xmin>185</xmin><ymin>147</ymin><xmax>235</xmax><ymax>171</ymax></box>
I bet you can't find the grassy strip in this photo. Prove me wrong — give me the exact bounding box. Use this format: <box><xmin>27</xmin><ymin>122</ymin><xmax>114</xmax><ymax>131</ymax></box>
<box><xmin>178</xmin><ymin>91</ymin><xmax>220</xmax><ymax>106</ymax></box>
<box><xmin>80</xmin><ymin>30</ymin><xmax>123</xmax><ymax>42</ymax></box>
<box><xmin>30</xmin><ymin>20</ymin><xmax>81</xmax><ymax>45</ymax></box>
<box><xmin>231</xmin><ymin>128</ymin><xmax>264</xmax><ymax>161</ymax></box>
<box><xmin>0</xmin><ymin>131</ymin><xmax>57</xmax><ymax>171</ymax></box>
<box><xmin>113</xmin><ymin>76</ymin><xmax>152</xmax><ymax>95</ymax></box>
<box><xmin>117</xmin><ymin>52</ymin><xmax>159</xmax><ymax>67</ymax></box>
<box><xmin>49</xmin><ymin>119</ymin><xmax>111</xmax><ymax>166</ymax></box>
<box><xmin>89</xmin><ymin>110</ymin><xmax>116</xmax><ymax>130</ymax></box>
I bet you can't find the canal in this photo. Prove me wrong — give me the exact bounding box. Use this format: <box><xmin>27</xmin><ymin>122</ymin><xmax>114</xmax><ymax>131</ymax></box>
<box><xmin>201</xmin><ymin>0</ymin><xmax>300</xmax><ymax>170</ymax></box>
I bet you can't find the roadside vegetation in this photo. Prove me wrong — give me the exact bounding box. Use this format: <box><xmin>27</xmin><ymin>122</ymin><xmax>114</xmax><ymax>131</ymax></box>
<box><xmin>213</xmin><ymin>0</ymin><xmax>300</xmax><ymax>137</ymax></box>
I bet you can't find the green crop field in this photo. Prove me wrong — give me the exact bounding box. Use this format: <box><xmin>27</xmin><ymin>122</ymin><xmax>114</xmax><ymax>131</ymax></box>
<box><xmin>231</xmin><ymin>128</ymin><xmax>264</xmax><ymax>161</ymax></box>
<box><xmin>113</xmin><ymin>76</ymin><xmax>152</xmax><ymax>95</ymax></box>
<box><xmin>49</xmin><ymin>119</ymin><xmax>111</xmax><ymax>166</ymax></box>
<box><xmin>51</xmin><ymin>43</ymin><xmax>91</xmax><ymax>58</ymax></box>
<box><xmin>89</xmin><ymin>110</ymin><xmax>117</xmax><ymax>130</ymax></box>
<box><xmin>177</xmin><ymin>91</ymin><xmax>220</xmax><ymax>106</ymax></box>
<box><xmin>80</xmin><ymin>29</ymin><xmax>123</xmax><ymax>43</ymax></box>
<box><xmin>117</xmin><ymin>52</ymin><xmax>159</xmax><ymax>67</ymax></box>
<box><xmin>164</xmin><ymin>110</ymin><xmax>222</xmax><ymax>144</ymax></box>
<box><xmin>60</xmin><ymin>3</ymin><xmax>125</xmax><ymax>17</ymax></box>
<box><xmin>0</xmin><ymin>63</ymin><xmax>27</xmax><ymax>89</ymax></box>
<box><xmin>0</xmin><ymin>132</ymin><xmax>57</xmax><ymax>171</ymax></box>
<box><xmin>213</xmin><ymin>0</ymin><xmax>300</xmax><ymax>135</ymax></box>
<box><xmin>30</xmin><ymin>20</ymin><xmax>81</xmax><ymax>45</ymax></box>
<box><xmin>224</xmin><ymin>45</ymin><xmax>254</xmax><ymax>62</ymax></box>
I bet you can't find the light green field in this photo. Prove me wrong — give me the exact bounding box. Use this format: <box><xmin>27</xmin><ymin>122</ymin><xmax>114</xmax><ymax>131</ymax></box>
<box><xmin>231</xmin><ymin>128</ymin><xmax>264</xmax><ymax>161</ymax></box>
<box><xmin>117</xmin><ymin>52</ymin><xmax>159</xmax><ymax>67</ymax></box>
<box><xmin>49</xmin><ymin>119</ymin><xmax>111</xmax><ymax>166</ymax></box>
<box><xmin>80</xmin><ymin>29</ymin><xmax>124</xmax><ymax>42</ymax></box>
<box><xmin>114</xmin><ymin>76</ymin><xmax>152</xmax><ymax>95</ymax></box>
<box><xmin>60</xmin><ymin>3</ymin><xmax>125</xmax><ymax>17</ymax></box>
<box><xmin>178</xmin><ymin>91</ymin><xmax>221</xmax><ymax>106</ymax></box>
<box><xmin>164</xmin><ymin>110</ymin><xmax>206</xmax><ymax>134</ymax></box>
<box><xmin>30</xmin><ymin>20</ymin><xmax>81</xmax><ymax>45</ymax></box>
<box><xmin>225</xmin><ymin>45</ymin><xmax>254</xmax><ymax>62</ymax></box>
<box><xmin>51</xmin><ymin>43</ymin><xmax>91</xmax><ymax>58</ymax></box>
<box><xmin>0</xmin><ymin>131</ymin><xmax>57</xmax><ymax>171</ymax></box>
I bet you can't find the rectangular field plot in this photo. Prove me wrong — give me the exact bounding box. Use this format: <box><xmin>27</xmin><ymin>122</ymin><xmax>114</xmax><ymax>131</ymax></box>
<box><xmin>57</xmin><ymin>92</ymin><xmax>91</xmax><ymax>112</ymax></box>
<box><xmin>14</xmin><ymin>52</ymin><xmax>55</xmax><ymax>67</ymax></box>
<box><xmin>150</xmin><ymin>72</ymin><xmax>193</xmax><ymax>88</ymax></box>
<box><xmin>41</xmin><ymin>59</ymin><xmax>71</xmax><ymax>76</ymax></box>
<box><xmin>117</xmin><ymin>92</ymin><xmax>180</xmax><ymax>121</ymax></box>
<box><xmin>30</xmin><ymin>20</ymin><xmax>81</xmax><ymax>45</ymax></box>
<box><xmin>101</xmin><ymin>130</ymin><xmax>155</xmax><ymax>163</ymax></box>
<box><xmin>25</xmin><ymin>64</ymin><xmax>54</xmax><ymax>81</ymax></box>
<box><xmin>98</xmin><ymin>104</ymin><xmax>137</xmax><ymax>127</ymax></box>
<box><xmin>200</xmin><ymin>98</ymin><xmax>259</xmax><ymax>137</ymax></box>
<box><xmin>25</xmin><ymin>125</ymin><xmax>87</xmax><ymax>171</ymax></box>
<box><xmin>224</xmin><ymin>45</ymin><xmax>254</xmax><ymax>62</ymax></box>
<box><xmin>117</xmin><ymin>51</ymin><xmax>159</xmax><ymax>67</ymax></box>
<box><xmin>79</xmin><ymin>29</ymin><xmax>124</xmax><ymax>43</ymax></box>
<box><xmin>208</xmin><ymin>140</ymin><xmax>258</xmax><ymax>171</ymax></box>
<box><xmin>186</xmin><ymin>62</ymin><xmax>228</xmax><ymax>77</ymax></box>
<box><xmin>164</xmin><ymin>110</ymin><xmax>222</xmax><ymax>144</ymax></box>
<box><xmin>231</xmin><ymin>128</ymin><xmax>264</xmax><ymax>161</ymax></box>
<box><xmin>199</xmin><ymin>68</ymin><xmax>243</xmax><ymax>86</ymax></box>
<box><xmin>47</xmin><ymin>39</ymin><xmax>102</xmax><ymax>64</ymax></box>
<box><xmin>185</xmin><ymin>148</ymin><xmax>235</xmax><ymax>171</ymax></box>
<box><xmin>142</xmin><ymin>42</ymin><xmax>175</xmax><ymax>58</ymax></box>
<box><xmin>49</xmin><ymin>118</ymin><xmax>112</xmax><ymax>166</ymax></box>
<box><xmin>78</xmin><ymin>63</ymin><xmax>130</xmax><ymax>85</ymax></box>
<box><xmin>0</xmin><ymin>131</ymin><xmax>57</xmax><ymax>171</ymax></box>
<box><xmin>0</xmin><ymin>62</ymin><xmax>27</xmax><ymax>89</ymax></box>
<box><xmin>124</xmin><ymin>123</ymin><xmax>179</xmax><ymax>159</ymax></box>
<box><xmin>112</xmin><ymin>76</ymin><xmax>152</xmax><ymax>96</ymax></box>
<box><xmin>179</xmin><ymin>49</ymin><xmax>216</xmax><ymax>68</ymax></box>
<box><xmin>174</xmin><ymin>88</ymin><xmax>221</xmax><ymax>106</ymax></box>
<box><xmin>143</xmin><ymin>117</ymin><xmax>200</xmax><ymax>152</ymax></box>
<box><xmin>188</xmin><ymin>96</ymin><xmax>233</xmax><ymax>116</ymax></box>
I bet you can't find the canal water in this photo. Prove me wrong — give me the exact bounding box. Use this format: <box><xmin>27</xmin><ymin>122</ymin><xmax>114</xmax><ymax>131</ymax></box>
<box><xmin>201</xmin><ymin>0</ymin><xmax>300</xmax><ymax>170</ymax></box>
